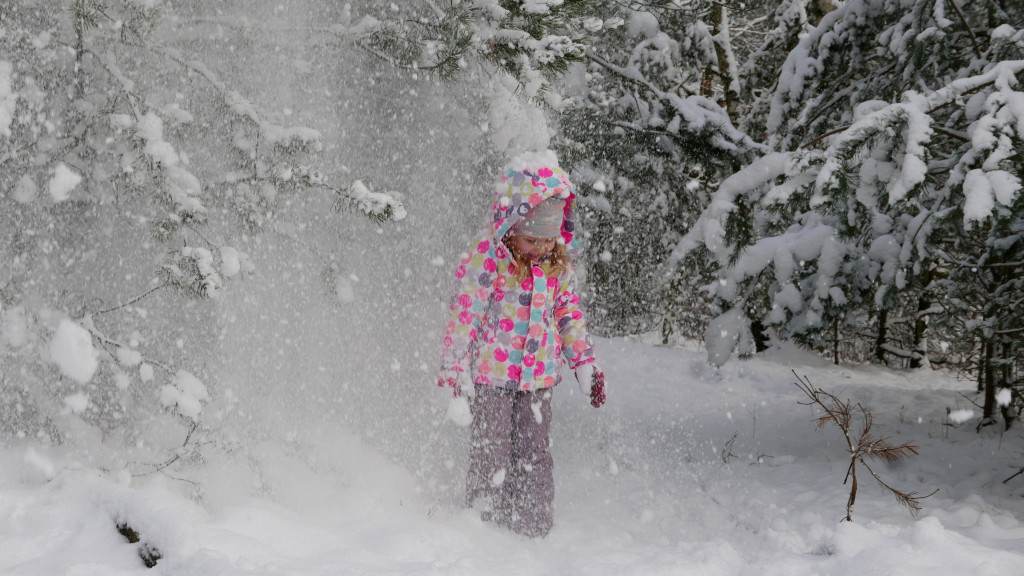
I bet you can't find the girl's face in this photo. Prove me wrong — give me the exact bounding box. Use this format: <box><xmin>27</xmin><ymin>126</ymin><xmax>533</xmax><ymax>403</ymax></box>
<box><xmin>508</xmin><ymin>235</ymin><xmax>557</xmax><ymax>262</ymax></box>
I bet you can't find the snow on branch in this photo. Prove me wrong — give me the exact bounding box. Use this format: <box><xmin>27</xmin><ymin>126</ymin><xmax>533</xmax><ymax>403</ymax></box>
<box><xmin>586</xmin><ymin>49</ymin><xmax>764</xmax><ymax>155</ymax></box>
<box><xmin>332</xmin><ymin>180</ymin><xmax>407</xmax><ymax>225</ymax></box>
<box><xmin>812</xmin><ymin>97</ymin><xmax>933</xmax><ymax>207</ymax></box>
<box><xmin>672</xmin><ymin>152</ymin><xmax>790</xmax><ymax>264</ymax></box>
<box><xmin>159</xmin><ymin>370</ymin><xmax>209</xmax><ymax>422</ymax></box>
<box><xmin>158</xmin><ymin>247</ymin><xmax>224</xmax><ymax>300</ymax></box>
<box><xmin>150</xmin><ymin>44</ymin><xmax>323</xmax><ymax>153</ymax></box>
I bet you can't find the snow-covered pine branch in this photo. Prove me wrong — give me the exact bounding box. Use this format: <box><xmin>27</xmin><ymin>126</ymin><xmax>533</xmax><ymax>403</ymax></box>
<box><xmin>0</xmin><ymin>2</ymin><xmax>406</xmax><ymax>471</ymax></box>
<box><xmin>355</xmin><ymin>0</ymin><xmax>604</xmax><ymax>103</ymax></box>
<box><xmin>678</xmin><ymin>48</ymin><xmax>1024</xmax><ymax>367</ymax></box>
<box><xmin>554</xmin><ymin>2</ymin><xmax>763</xmax><ymax>337</ymax></box>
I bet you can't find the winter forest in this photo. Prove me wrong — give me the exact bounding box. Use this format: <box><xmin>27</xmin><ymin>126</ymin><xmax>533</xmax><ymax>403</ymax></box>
<box><xmin>2</xmin><ymin>0</ymin><xmax>1024</xmax><ymax>574</ymax></box>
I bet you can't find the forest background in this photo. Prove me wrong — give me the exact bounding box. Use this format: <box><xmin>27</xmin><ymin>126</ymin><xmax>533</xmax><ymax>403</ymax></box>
<box><xmin>1</xmin><ymin>0</ymin><xmax>1024</xmax><ymax>522</ymax></box>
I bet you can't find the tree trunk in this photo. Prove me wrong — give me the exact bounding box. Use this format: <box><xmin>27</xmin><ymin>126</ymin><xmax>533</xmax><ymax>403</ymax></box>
<box><xmin>751</xmin><ymin>319</ymin><xmax>769</xmax><ymax>353</ymax></box>
<box><xmin>1002</xmin><ymin>341</ymin><xmax>1011</xmax><ymax>387</ymax></box>
<box><xmin>977</xmin><ymin>339</ymin><xmax>985</xmax><ymax>393</ymax></box>
<box><xmin>910</xmin><ymin>296</ymin><xmax>930</xmax><ymax>368</ymax></box>
<box><xmin>873</xmin><ymin>309</ymin><xmax>888</xmax><ymax>364</ymax></box>
<box><xmin>833</xmin><ymin>316</ymin><xmax>840</xmax><ymax>365</ymax></box>
<box><xmin>1000</xmin><ymin>341</ymin><xmax>1015</xmax><ymax>430</ymax></box>
<box><xmin>708</xmin><ymin>5</ymin><xmax>741</xmax><ymax>124</ymax></box>
<box><xmin>74</xmin><ymin>0</ymin><xmax>87</xmax><ymax>101</ymax></box>
<box><xmin>703</xmin><ymin>7</ymin><xmax>722</xmax><ymax>101</ymax></box>
<box><xmin>983</xmin><ymin>341</ymin><xmax>997</xmax><ymax>421</ymax></box>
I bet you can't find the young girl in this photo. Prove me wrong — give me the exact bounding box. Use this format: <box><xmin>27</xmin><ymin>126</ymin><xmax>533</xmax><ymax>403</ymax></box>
<box><xmin>438</xmin><ymin>151</ymin><xmax>606</xmax><ymax>538</ymax></box>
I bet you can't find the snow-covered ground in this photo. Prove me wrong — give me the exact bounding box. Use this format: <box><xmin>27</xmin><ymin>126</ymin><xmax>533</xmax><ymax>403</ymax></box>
<box><xmin>2</xmin><ymin>337</ymin><xmax>1023</xmax><ymax>575</ymax></box>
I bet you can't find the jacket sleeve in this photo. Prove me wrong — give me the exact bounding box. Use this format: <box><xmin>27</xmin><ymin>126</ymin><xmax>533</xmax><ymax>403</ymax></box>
<box><xmin>440</xmin><ymin>235</ymin><xmax>498</xmax><ymax>376</ymax></box>
<box><xmin>553</xmin><ymin>267</ymin><xmax>595</xmax><ymax>369</ymax></box>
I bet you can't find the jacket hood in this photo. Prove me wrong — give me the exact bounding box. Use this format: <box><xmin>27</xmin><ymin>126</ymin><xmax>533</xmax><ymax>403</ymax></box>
<box><xmin>490</xmin><ymin>151</ymin><xmax>578</xmax><ymax>249</ymax></box>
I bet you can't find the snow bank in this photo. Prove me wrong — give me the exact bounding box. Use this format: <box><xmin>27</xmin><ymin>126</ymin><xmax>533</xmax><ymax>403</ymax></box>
<box><xmin>3</xmin><ymin>337</ymin><xmax>1023</xmax><ymax>575</ymax></box>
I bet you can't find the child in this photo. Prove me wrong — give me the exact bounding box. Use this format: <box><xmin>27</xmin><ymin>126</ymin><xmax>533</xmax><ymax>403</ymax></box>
<box><xmin>437</xmin><ymin>151</ymin><xmax>606</xmax><ymax>538</ymax></box>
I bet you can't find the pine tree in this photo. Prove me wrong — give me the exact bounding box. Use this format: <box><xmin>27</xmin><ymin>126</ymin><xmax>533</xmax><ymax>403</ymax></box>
<box><xmin>934</xmin><ymin>47</ymin><xmax>1024</xmax><ymax>425</ymax></box>
<box><xmin>677</xmin><ymin>0</ymin><xmax>1024</xmax><ymax>373</ymax></box>
<box><xmin>363</xmin><ymin>0</ymin><xmax>605</xmax><ymax>103</ymax></box>
<box><xmin>738</xmin><ymin>0</ymin><xmax>836</xmax><ymax>140</ymax></box>
<box><xmin>555</xmin><ymin>2</ymin><xmax>762</xmax><ymax>339</ymax></box>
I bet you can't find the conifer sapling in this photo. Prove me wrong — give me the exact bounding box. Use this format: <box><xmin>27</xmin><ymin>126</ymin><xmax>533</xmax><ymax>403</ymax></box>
<box><xmin>794</xmin><ymin>371</ymin><xmax>936</xmax><ymax>521</ymax></box>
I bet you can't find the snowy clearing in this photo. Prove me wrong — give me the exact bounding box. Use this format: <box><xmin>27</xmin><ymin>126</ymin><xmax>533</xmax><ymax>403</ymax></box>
<box><xmin>2</xmin><ymin>337</ymin><xmax>1023</xmax><ymax>575</ymax></box>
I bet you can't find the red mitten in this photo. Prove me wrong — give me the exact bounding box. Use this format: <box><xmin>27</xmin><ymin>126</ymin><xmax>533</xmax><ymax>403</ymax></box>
<box><xmin>437</xmin><ymin>369</ymin><xmax>471</xmax><ymax>398</ymax></box>
<box><xmin>590</xmin><ymin>370</ymin><xmax>606</xmax><ymax>408</ymax></box>
<box><xmin>437</xmin><ymin>376</ymin><xmax>460</xmax><ymax>397</ymax></box>
<box><xmin>435</xmin><ymin>371</ymin><xmax>473</xmax><ymax>427</ymax></box>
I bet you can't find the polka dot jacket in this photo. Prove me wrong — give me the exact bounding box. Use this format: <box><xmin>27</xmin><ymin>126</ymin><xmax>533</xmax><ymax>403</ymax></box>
<box><xmin>439</xmin><ymin>164</ymin><xmax>596</xmax><ymax>392</ymax></box>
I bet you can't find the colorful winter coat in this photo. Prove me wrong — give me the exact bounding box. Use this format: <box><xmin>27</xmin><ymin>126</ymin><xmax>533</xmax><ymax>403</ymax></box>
<box><xmin>439</xmin><ymin>163</ymin><xmax>595</xmax><ymax>392</ymax></box>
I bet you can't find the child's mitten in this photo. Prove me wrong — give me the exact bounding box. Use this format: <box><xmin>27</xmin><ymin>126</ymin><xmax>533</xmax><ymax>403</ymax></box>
<box><xmin>437</xmin><ymin>369</ymin><xmax>472</xmax><ymax>397</ymax></box>
<box><xmin>589</xmin><ymin>370</ymin><xmax>606</xmax><ymax>408</ymax></box>
<box><xmin>574</xmin><ymin>362</ymin><xmax>606</xmax><ymax>408</ymax></box>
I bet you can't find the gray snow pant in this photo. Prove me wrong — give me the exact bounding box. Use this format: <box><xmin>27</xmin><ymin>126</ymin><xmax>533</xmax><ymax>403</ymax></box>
<box><xmin>466</xmin><ymin>385</ymin><xmax>554</xmax><ymax>538</ymax></box>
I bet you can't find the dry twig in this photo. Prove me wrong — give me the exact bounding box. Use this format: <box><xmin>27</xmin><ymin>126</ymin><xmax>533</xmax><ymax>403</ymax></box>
<box><xmin>794</xmin><ymin>371</ymin><xmax>937</xmax><ymax>521</ymax></box>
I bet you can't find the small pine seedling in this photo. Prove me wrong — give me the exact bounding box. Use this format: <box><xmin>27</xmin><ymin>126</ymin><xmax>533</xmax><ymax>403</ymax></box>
<box><xmin>794</xmin><ymin>371</ymin><xmax>937</xmax><ymax>521</ymax></box>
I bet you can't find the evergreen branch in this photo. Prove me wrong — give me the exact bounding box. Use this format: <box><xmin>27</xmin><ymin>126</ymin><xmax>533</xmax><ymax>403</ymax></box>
<box><xmin>936</xmin><ymin>250</ymin><xmax>1024</xmax><ymax>270</ymax></box>
<box><xmin>354</xmin><ymin>3</ymin><xmax>477</xmax><ymax>81</ymax></box>
<box><xmin>0</xmin><ymin>143</ymin><xmax>36</xmax><ymax>168</ymax></box>
<box><xmin>83</xmin><ymin>324</ymin><xmax>174</xmax><ymax>375</ymax></box>
<box><xmin>353</xmin><ymin>39</ymin><xmax>419</xmax><ymax>70</ymax></box>
<box><xmin>157</xmin><ymin>247</ymin><xmax>224</xmax><ymax>300</ymax></box>
<box><xmin>184</xmin><ymin>223</ymin><xmax>219</xmax><ymax>251</ymax></box>
<box><xmin>147</xmin><ymin>43</ymin><xmax>299</xmax><ymax>140</ymax></box>
<box><xmin>931</xmin><ymin>126</ymin><xmax>969</xmax><ymax>143</ymax></box>
<box><xmin>924</xmin><ymin>63</ymin><xmax>1024</xmax><ymax>115</ymax></box>
<box><xmin>325</xmin><ymin>180</ymin><xmax>406</xmax><ymax>225</ymax></box>
<box><xmin>799</xmin><ymin>126</ymin><xmax>851</xmax><ymax>150</ymax></box>
<box><xmin>82</xmin><ymin>49</ymin><xmax>144</xmax><ymax>119</ymax></box>
<box><xmin>130</xmin><ymin>421</ymin><xmax>208</xmax><ymax>477</ymax></box>
<box><xmin>947</xmin><ymin>0</ymin><xmax>982</xmax><ymax>60</ymax></box>
<box><xmin>155</xmin><ymin>53</ymin><xmax>252</xmax><ymax>127</ymax></box>
<box><xmin>801</xmin><ymin>64</ymin><xmax>1024</xmax><ymax>149</ymax></box>
<box><xmin>91</xmin><ymin>284</ymin><xmax>167</xmax><ymax>317</ymax></box>
<box><xmin>354</xmin><ymin>38</ymin><xmax>466</xmax><ymax>78</ymax></box>
<box><xmin>588</xmin><ymin>49</ymin><xmax>666</xmax><ymax>98</ymax></box>
<box><xmin>423</xmin><ymin>0</ymin><xmax>447</xmax><ymax>19</ymax></box>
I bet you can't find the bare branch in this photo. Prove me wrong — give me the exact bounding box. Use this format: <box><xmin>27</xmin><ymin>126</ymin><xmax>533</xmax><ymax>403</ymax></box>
<box><xmin>947</xmin><ymin>0</ymin><xmax>982</xmax><ymax>60</ymax></box>
<box><xmin>91</xmin><ymin>284</ymin><xmax>167</xmax><ymax>317</ymax></box>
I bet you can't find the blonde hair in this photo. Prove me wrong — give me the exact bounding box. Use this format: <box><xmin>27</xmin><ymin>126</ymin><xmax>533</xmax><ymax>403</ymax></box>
<box><xmin>506</xmin><ymin>240</ymin><xmax>569</xmax><ymax>284</ymax></box>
